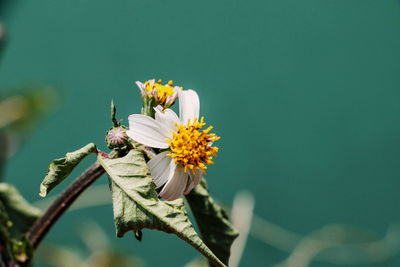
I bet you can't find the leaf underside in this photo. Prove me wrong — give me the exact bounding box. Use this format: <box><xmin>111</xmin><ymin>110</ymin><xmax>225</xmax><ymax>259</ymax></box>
<box><xmin>0</xmin><ymin>183</ymin><xmax>42</xmax><ymax>265</ymax></box>
<box><xmin>0</xmin><ymin>183</ymin><xmax>41</xmax><ymax>239</ymax></box>
<box><xmin>98</xmin><ymin>150</ymin><xmax>226</xmax><ymax>267</ymax></box>
<box><xmin>39</xmin><ymin>143</ymin><xmax>97</xmax><ymax>197</ymax></box>
<box><xmin>186</xmin><ymin>180</ymin><xmax>239</xmax><ymax>267</ymax></box>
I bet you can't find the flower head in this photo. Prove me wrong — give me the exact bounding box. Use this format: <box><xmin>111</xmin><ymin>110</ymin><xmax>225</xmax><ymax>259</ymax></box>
<box><xmin>167</xmin><ymin>117</ymin><xmax>219</xmax><ymax>173</ymax></box>
<box><xmin>136</xmin><ymin>79</ymin><xmax>181</xmax><ymax>109</ymax></box>
<box><xmin>106</xmin><ymin>126</ymin><xmax>129</xmax><ymax>149</ymax></box>
<box><xmin>126</xmin><ymin>90</ymin><xmax>219</xmax><ymax>200</ymax></box>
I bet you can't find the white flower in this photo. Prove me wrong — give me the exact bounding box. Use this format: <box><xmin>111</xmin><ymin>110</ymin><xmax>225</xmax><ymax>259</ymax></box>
<box><xmin>126</xmin><ymin>90</ymin><xmax>219</xmax><ymax>201</ymax></box>
<box><xmin>135</xmin><ymin>79</ymin><xmax>181</xmax><ymax>108</ymax></box>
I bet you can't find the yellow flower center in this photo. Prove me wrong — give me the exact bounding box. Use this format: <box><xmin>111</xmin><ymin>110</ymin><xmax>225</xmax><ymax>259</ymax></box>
<box><xmin>144</xmin><ymin>79</ymin><xmax>175</xmax><ymax>104</ymax></box>
<box><xmin>167</xmin><ymin>117</ymin><xmax>220</xmax><ymax>173</ymax></box>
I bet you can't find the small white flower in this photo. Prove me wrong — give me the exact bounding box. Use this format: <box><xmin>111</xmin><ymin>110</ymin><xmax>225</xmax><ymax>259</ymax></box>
<box><xmin>126</xmin><ymin>90</ymin><xmax>219</xmax><ymax>201</ymax></box>
<box><xmin>135</xmin><ymin>79</ymin><xmax>181</xmax><ymax>108</ymax></box>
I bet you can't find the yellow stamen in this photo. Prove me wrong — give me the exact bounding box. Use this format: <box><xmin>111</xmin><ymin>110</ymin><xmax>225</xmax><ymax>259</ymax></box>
<box><xmin>144</xmin><ymin>79</ymin><xmax>175</xmax><ymax>104</ymax></box>
<box><xmin>166</xmin><ymin>117</ymin><xmax>220</xmax><ymax>174</ymax></box>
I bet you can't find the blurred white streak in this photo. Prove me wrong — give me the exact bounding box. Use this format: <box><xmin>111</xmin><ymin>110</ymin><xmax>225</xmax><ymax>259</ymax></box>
<box><xmin>229</xmin><ymin>191</ymin><xmax>255</xmax><ymax>267</ymax></box>
<box><xmin>183</xmin><ymin>257</ymin><xmax>208</xmax><ymax>267</ymax></box>
<box><xmin>273</xmin><ymin>223</ymin><xmax>400</xmax><ymax>267</ymax></box>
<box><xmin>251</xmin><ymin>213</ymin><xmax>301</xmax><ymax>252</ymax></box>
<box><xmin>36</xmin><ymin>243</ymin><xmax>84</xmax><ymax>267</ymax></box>
<box><xmin>80</xmin><ymin>221</ymin><xmax>110</xmax><ymax>253</ymax></box>
<box><xmin>37</xmin><ymin>221</ymin><xmax>145</xmax><ymax>267</ymax></box>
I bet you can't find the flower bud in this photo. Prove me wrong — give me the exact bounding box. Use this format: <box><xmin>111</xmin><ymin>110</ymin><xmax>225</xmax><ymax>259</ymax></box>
<box><xmin>106</xmin><ymin>126</ymin><xmax>130</xmax><ymax>149</ymax></box>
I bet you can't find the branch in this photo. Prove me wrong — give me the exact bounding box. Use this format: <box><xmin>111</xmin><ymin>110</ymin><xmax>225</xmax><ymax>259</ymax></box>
<box><xmin>27</xmin><ymin>162</ymin><xmax>105</xmax><ymax>249</ymax></box>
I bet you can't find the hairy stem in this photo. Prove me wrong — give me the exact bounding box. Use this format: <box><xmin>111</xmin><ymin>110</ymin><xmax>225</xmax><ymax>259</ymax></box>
<box><xmin>27</xmin><ymin>162</ymin><xmax>105</xmax><ymax>249</ymax></box>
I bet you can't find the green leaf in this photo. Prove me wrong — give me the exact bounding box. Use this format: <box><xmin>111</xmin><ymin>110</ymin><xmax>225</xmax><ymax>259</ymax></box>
<box><xmin>0</xmin><ymin>131</ymin><xmax>7</xmax><ymax>180</ymax></box>
<box><xmin>186</xmin><ymin>180</ymin><xmax>239</xmax><ymax>267</ymax></box>
<box><xmin>0</xmin><ymin>201</ymin><xmax>11</xmax><ymax>234</ymax></box>
<box><xmin>39</xmin><ymin>143</ymin><xmax>97</xmax><ymax>197</ymax></box>
<box><xmin>0</xmin><ymin>201</ymin><xmax>14</xmax><ymax>266</ymax></box>
<box><xmin>0</xmin><ymin>183</ymin><xmax>41</xmax><ymax>265</ymax></box>
<box><xmin>0</xmin><ymin>183</ymin><xmax>41</xmax><ymax>239</ymax></box>
<box><xmin>98</xmin><ymin>150</ymin><xmax>227</xmax><ymax>267</ymax></box>
<box><xmin>0</xmin><ymin>87</ymin><xmax>57</xmax><ymax>165</ymax></box>
<box><xmin>110</xmin><ymin>100</ymin><xmax>120</xmax><ymax>127</ymax></box>
<box><xmin>0</xmin><ymin>87</ymin><xmax>57</xmax><ymax>133</ymax></box>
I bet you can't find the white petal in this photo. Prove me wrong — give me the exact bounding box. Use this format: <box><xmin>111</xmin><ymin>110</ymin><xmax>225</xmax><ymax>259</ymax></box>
<box><xmin>127</xmin><ymin>114</ymin><xmax>169</xmax><ymax>148</ymax></box>
<box><xmin>164</xmin><ymin>87</ymin><xmax>180</xmax><ymax>107</ymax></box>
<box><xmin>179</xmin><ymin>89</ymin><xmax>200</xmax><ymax>125</ymax></box>
<box><xmin>183</xmin><ymin>178</ymin><xmax>194</xmax><ymax>195</ymax></box>
<box><xmin>173</xmin><ymin>86</ymin><xmax>182</xmax><ymax>92</ymax></box>
<box><xmin>148</xmin><ymin>152</ymin><xmax>176</xmax><ymax>188</ymax></box>
<box><xmin>154</xmin><ymin>106</ymin><xmax>180</xmax><ymax>132</ymax></box>
<box><xmin>135</xmin><ymin>81</ymin><xmax>146</xmax><ymax>96</ymax></box>
<box><xmin>184</xmin><ymin>169</ymin><xmax>203</xmax><ymax>194</ymax></box>
<box><xmin>151</xmin><ymin>88</ymin><xmax>158</xmax><ymax>99</ymax></box>
<box><xmin>159</xmin><ymin>166</ymin><xmax>188</xmax><ymax>201</ymax></box>
<box><xmin>164</xmin><ymin>96</ymin><xmax>174</xmax><ymax>107</ymax></box>
<box><xmin>172</xmin><ymin>86</ymin><xmax>181</xmax><ymax>100</ymax></box>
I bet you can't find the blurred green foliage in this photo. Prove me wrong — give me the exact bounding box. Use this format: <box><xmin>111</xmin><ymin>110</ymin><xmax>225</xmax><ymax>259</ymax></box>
<box><xmin>2</xmin><ymin>0</ymin><xmax>400</xmax><ymax>266</ymax></box>
<box><xmin>0</xmin><ymin>87</ymin><xmax>56</xmax><ymax>179</ymax></box>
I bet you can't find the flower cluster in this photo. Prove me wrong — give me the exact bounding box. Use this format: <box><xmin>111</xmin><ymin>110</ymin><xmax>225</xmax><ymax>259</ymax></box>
<box><xmin>136</xmin><ymin>79</ymin><xmax>181</xmax><ymax>109</ymax></box>
<box><xmin>127</xmin><ymin>81</ymin><xmax>220</xmax><ymax>201</ymax></box>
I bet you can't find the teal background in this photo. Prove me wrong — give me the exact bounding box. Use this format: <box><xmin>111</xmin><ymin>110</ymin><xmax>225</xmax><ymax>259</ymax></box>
<box><xmin>2</xmin><ymin>0</ymin><xmax>400</xmax><ymax>266</ymax></box>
